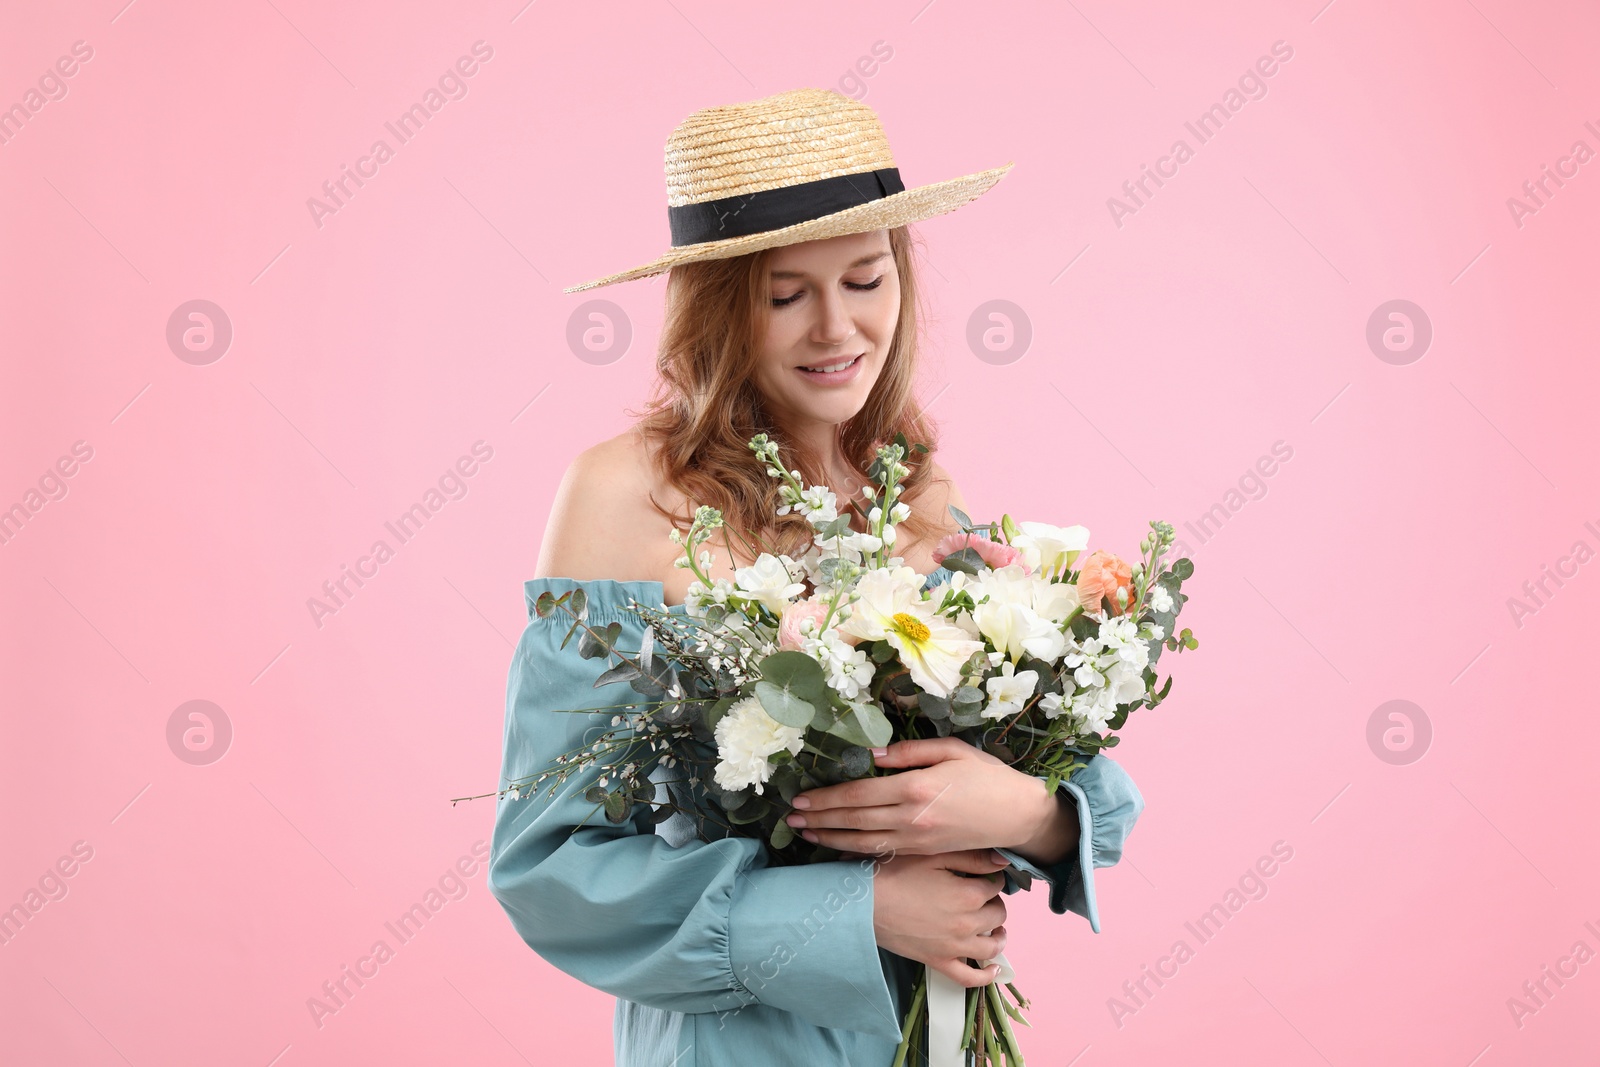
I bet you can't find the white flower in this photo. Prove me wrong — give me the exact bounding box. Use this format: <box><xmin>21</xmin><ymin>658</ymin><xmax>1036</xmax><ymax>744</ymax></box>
<box><xmin>712</xmin><ymin>694</ymin><xmax>805</xmax><ymax>794</ymax></box>
<box><xmin>1012</xmin><ymin>522</ymin><xmax>1090</xmax><ymax>579</ymax></box>
<box><xmin>840</xmin><ymin>566</ymin><xmax>984</xmax><ymax>698</ymax></box>
<box><xmin>1149</xmin><ymin>585</ymin><xmax>1174</xmax><ymax>613</ymax></box>
<box><xmin>968</xmin><ymin>565</ymin><xmax>1069</xmax><ymax>664</ymax></box>
<box><xmin>733</xmin><ymin>553</ymin><xmax>806</xmax><ymax>614</ymax></box>
<box><xmin>983</xmin><ymin>660</ymin><xmax>1039</xmax><ymax>720</ymax></box>
<box><xmin>802</xmin><ymin>629</ymin><xmax>875</xmax><ymax>701</ymax></box>
<box><xmin>792</xmin><ymin>485</ymin><xmax>838</xmax><ymax>524</ymax></box>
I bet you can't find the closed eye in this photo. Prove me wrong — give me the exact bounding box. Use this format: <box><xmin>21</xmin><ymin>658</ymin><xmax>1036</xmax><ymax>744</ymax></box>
<box><xmin>772</xmin><ymin>275</ymin><xmax>884</xmax><ymax>308</ymax></box>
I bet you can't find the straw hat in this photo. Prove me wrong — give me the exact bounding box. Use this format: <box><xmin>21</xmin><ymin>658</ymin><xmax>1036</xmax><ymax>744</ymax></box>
<box><xmin>563</xmin><ymin>87</ymin><xmax>1013</xmax><ymax>293</ymax></box>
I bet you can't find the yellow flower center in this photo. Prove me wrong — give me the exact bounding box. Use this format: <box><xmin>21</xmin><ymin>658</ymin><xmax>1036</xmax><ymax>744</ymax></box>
<box><xmin>891</xmin><ymin>612</ymin><xmax>930</xmax><ymax>643</ymax></box>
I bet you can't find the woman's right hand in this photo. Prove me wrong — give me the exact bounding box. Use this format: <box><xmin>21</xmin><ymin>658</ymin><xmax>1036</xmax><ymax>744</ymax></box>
<box><xmin>868</xmin><ymin>848</ymin><xmax>1011</xmax><ymax>987</ymax></box>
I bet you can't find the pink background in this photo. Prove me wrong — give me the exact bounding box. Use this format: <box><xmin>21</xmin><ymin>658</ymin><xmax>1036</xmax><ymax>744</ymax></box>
<box><xmin>3</xmin><ymin>1</ymin><xmax>1597</xmax><ymax>1063</ymax></box>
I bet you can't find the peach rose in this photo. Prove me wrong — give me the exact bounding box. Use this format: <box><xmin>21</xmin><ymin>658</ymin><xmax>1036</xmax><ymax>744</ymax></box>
<box><xmin>778</xmin><ymin>599</ymin><xmax>831</xmax><ymax>650</ymax></box>
<box><xmin>931</xmin><ymin>531</ymin><xmax>1028</xmax><ymax>573</ymax></box>
<box><xmin>1076</xmin><ymin>549</ymin><xmax>1134</xmax><ymax>616</ymax></box>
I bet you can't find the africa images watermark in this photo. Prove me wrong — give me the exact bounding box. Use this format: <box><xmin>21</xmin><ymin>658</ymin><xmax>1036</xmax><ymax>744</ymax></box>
<box><xmin>1107</xmin><ymin>40</ymin><xmax>1295</xmax><ymax>228</ymax></box>
<box><xmin>0</xmin><ymin>439</ymin><xmax>95</xmax><ymax>548</ymax></box>
<box><xmin>1504</xmin><ymin>918</ymin><xmax>1600</xmax><ymax>1030</ymax></box>
<box><xmin>306</xmin><ymin>40</ymin><xmax>495</xmax><ymax>229</ymax></box>
<box><xmin>1505</xmin><ymin>119</ymin><xmax>1600</xmax><ymax>231</ymax></box>
<box><xmin>0</xmin><ymin>840</ymin><xmax>96</xmax><ymax>948</ymax></box>
<box><xmin>1168</xmin><ymin>440</ymin><xmax>1294</xmax><ymax>561</ymax></box>
<box><xmin>1505</xmin><ymin>519</ymin><xmax>1600</xmax><ymax>631</ymax></box>
<box><xmin>306</xmin><ymin>440</ymin><xmax>494</xmax><ymax>629</ymax></box>
<box><xmin>305</xmin><ymin>841</ymin><xmax>490</xmax><ymax>1029</ymax></box>
<box><xmin>1107</xmin><ymin>839</ymin><xmax>1295</xmax><ymax>1028</ymax></box>
<box><xmin>0</xmin><ymin>39</ymin><xmax>95</xmax><ymax>147</ymax></box>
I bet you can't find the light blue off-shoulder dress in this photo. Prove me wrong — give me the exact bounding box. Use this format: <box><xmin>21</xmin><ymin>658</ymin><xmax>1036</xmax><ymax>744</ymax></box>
<box><xmin>488</xmin><ymin>569</ymin><xmax>1145</xmax><ymax>1066</ymax></box>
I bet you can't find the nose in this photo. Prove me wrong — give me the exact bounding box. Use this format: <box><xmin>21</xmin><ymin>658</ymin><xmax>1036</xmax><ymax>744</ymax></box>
<box><xmin>809</xmin><ymin>286</ymin><xmax>857</xmax><ymax>348</ymax></box>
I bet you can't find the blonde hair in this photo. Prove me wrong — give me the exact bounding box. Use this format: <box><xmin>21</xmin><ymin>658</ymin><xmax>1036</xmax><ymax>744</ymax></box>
<box><xmin>628</xmin><ymin>224</ymin><xmax>950</xmax><ymax>561</ymax></box>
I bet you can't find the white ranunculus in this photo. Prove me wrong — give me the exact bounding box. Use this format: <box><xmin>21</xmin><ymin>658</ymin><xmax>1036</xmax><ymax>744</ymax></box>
<box><xmin>1013</xmin><ymin>522</ymin><xmax>1090</xmax><ymax>579</ymax></box>
<box><xmin>733</xmin><ymin>553</ymin><xmax>806</xmax><ymax>614</ymax></box>
<box><xmin>712</xmin><ymin>694</ymin><xmax>805</xmax><ymax>794</ymax></box>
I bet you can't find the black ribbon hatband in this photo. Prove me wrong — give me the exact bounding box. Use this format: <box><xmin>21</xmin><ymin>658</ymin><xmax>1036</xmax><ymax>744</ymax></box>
<box><xmin>668</xmin><ymin>167</ymin><xmax>905</xmax><ymax>246</ymax></box>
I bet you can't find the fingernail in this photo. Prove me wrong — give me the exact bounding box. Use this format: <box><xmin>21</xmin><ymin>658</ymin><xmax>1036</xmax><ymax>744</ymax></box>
<box><xmin>870</xmin><ymin>747</ymin><xmax>888</xmax><ymax>757</ymax></box>
<box><xmin>990</xmin><ymin>850</ymin><xmax>1008</xmax><ymax>864</ymax></box>
<box><xmin>792</xmin><ymin>796</ymin><xmax>811</xmax><ymax>809</ymax></box>
<box><xmin>786</xmin><ymin>814</ymin><xmax>806</xmax><ymax>827</ymax></box>
<box><xmin>801</xmin><ymin>829</ymin><xmax>818</xmax><ymax>843</ymax></box>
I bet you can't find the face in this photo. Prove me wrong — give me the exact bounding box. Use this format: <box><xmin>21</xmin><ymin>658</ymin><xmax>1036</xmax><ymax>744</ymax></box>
<box><xmin>750</xmin><ymin>228</ymin><xmax>900</xmax><ymax>433</ymax></box>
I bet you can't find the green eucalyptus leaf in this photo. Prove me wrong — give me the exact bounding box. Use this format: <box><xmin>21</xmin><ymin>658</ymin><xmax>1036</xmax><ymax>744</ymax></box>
<box><xmin>770</xmin><ymin>819</ymin><xmax>796</xmax><ymax>849</ymax></box>
<box><xmin>918</xmin><ymin>691</ymin><xmax>951</xmax><ymax>720</ymax></box>
<box><xmin>727</xmin><ymin>796</ymin><xmax>770</xmax><ymax>824</ymax></box>
<box><xmin>827</xmin><ymin>700</ymin><xmax>892</xmax><ymax>749</ymax></box>
<box><xmin>595</xmin><ymin>660</ymin><xmax>640</xmax><ymax>688</ymax></box>
<box><xmin>754</xmin><ymin>683</ymin><xmax>815</xmax><ymax>729</ymax></box>
<box><xmin>951</xmin><ymin>685</ymin><xmax>984</xmax><ymax>708</ymax></box>
<box><xmin>577</xmin><ymin>621</ymin><xmax>621</xmax><ymax>660</ymax></box>
<box><xmin>839</xmin><ymin>745</ymin><xmax>873</xmax><ymax>778</ymax></box>
<box><xmin>939</xmin><ymin>547</ymin><xmax>984</xmax><ymax>576</ymax></box>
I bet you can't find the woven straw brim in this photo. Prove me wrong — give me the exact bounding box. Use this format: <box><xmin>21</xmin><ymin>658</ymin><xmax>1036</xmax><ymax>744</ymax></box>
<box><xmin>562</xmin><ymin>162</ymin><xmax>1013</xmax><ymax>294</ymax></box>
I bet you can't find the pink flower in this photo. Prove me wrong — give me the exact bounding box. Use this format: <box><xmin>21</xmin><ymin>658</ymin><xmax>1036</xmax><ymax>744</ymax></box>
<box><xmin>932</xmin><ymin>531</ymin><xmax>1028</xmax><ymax>573</ymax></box>
<box><xmin>778</xmin><ymin>599</ymin><xmax>831</xmax><ymax>650</ymax></box>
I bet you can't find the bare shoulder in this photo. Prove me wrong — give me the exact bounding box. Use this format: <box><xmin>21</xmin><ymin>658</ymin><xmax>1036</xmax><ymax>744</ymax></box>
<box><xmin>915</xmin><ymin>456</ymin><xmax>969</xmax><ymax>523</ymax></box>
<box><xmin>533</xmin><ymin>427</ymin><xmax>677</xmax><ymax>582</ymax></box>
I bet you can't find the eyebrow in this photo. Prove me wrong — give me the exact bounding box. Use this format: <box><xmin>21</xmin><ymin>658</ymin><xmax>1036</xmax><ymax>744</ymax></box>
<box><xmin>769</xmin><ymin>250</ymin><xmax>890</xmax><ymax>280</ymax></box>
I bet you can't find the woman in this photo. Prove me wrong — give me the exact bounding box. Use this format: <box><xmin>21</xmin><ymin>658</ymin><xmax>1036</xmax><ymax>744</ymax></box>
<box><xmin>489</xmin><ymin>88</ymin><xmax>1144</xmax><ymax>1065</ymax></box>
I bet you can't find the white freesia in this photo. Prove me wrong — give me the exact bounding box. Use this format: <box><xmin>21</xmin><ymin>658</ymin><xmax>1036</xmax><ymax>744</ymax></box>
<box><xmin>1013</xmin><ymin>522</ymin><xmax>1090</xmax><ymax>579</ymax></box>
<box><xmin>840</xmin><ymin>566</ymin><xmax>984</xmax><ymax>697</ymax></box>
<box><xmin>983</xmin><ymin>660</ymin><xmax>1039</xmax><ymax>720</ymax></box>
<box><xmin>968</xmin><ymin>565</ymin><xmax>1068</xmax><ymax>664</ymax></box>
<box><xmin>733</xmin><ymin>553</ymin><xmax>806</xmax><ymax>614</ymax></box>
<box><xmin>712</xmin><ymin>694</ymin><xmax>805</xmax><ymax>794</ymax></box>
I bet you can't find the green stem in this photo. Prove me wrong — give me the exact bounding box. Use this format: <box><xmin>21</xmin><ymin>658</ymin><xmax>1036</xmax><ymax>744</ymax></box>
<box><xmin>891</xmin><ymin>968</ymin><xmax>927</xmax><ymax>1067</ymax></box>
<box><xmin>989</xmin><ymin>982</ymin><xmax>1024</xmax><ymax>1064</ymax></box>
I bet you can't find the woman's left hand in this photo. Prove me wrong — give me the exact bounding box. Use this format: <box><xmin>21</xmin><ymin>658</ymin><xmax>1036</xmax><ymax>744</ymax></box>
<box><xmin>785</xmin><ymin>737</ymin><xmax>1072</xmax><ymax>859</ymax></box>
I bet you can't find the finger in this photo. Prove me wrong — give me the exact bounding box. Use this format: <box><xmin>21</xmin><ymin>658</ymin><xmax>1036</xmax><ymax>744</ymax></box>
<box><xmin>873</xmin><ymin>737</ymin><xmax>975</xmax><ymax>768</ymax></box>
<box><xmin>794</xmin><ymin>774</ymin><xmax>910</xmax><ymax>813</ymax></box>
<box><xmin>939</xmin><ymin>849</ymin><xmax>1013</xmax><ymax>876</ymax></box>
<box><xmin>800</xmin><ymin>827</ymin><xmax>905</xmax><ymax>855</ymax></box>
<box><xmin>795</xmin><ymin>797</ymin><xmax>938</xmax><ymax>834</ymax></box>
<box><xmin>929</xmin><ymin>957</ymin><xmax>1003</xmax><ymax>989</ymax></box>
<box><xmin>964</xmin><ymin>930</ymin><xmax>1006</xmax><ymax>960</ymax></box>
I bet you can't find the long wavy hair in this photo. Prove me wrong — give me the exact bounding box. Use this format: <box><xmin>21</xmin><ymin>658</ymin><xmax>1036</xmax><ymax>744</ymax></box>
<box><xmin>628</xmin><ymin>224</ymin><xmax>952</xmax><ymax>563</ymax></box>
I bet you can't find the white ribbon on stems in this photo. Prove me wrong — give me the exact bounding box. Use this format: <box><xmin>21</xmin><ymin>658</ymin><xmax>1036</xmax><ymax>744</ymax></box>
<box><xmin>925</xmin><ymin>948</ymin><xmax>1015</xmax><ymax>1067</ymax></box>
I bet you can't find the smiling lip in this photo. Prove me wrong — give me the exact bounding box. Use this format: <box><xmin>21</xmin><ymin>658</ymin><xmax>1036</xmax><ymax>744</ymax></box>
<box><xmin>796</xmin><ymin>353</ymin><xmax>864</xmax><ymax>385</ymax></box>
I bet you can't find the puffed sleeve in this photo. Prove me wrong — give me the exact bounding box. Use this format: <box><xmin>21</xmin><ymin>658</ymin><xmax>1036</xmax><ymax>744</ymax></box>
<box><xmin>487</xmin><ymin>577</ymin><xmax>904</xmax><ymax>1043</ymax></box>
<box><xmin>992</xmin><ymin>754</ymin><xmax>1144</xmax><ymax>932</ymax></box>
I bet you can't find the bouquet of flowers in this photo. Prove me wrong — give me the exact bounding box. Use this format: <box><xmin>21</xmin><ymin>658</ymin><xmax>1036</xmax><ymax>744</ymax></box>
<box><xmin>491</xmin><ymin>432</ymin><xmax>1196</xmax><ymax>1064</ymax></box>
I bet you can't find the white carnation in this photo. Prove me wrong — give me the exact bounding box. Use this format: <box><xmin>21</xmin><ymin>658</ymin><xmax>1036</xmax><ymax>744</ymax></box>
<box><xmin>712</xmin><ymin>694</ymin><xmax>805</xmax><ymax>794</ymax></box>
